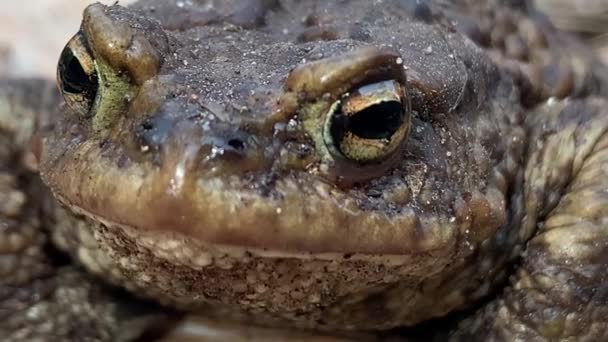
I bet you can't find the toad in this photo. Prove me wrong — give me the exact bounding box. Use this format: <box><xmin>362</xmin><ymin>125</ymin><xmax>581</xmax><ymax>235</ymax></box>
<box><xmin>2</xmin><ymin>0</ymin><xmax>608</xmax><ymax>340</ymax></box>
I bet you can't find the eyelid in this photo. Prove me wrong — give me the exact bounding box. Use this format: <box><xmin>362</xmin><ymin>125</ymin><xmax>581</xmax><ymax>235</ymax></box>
<box><xmin>284</xmin><ymin>47</ymin><xmax>407</xmax><ymax>101</ymax></box>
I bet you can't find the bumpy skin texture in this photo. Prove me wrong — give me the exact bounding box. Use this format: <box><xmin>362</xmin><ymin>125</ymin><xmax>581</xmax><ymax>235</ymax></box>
<box><xmin>450</xmin><ymin>98</ymin><xmax>608</xmax><ymax>341</ymax></box>
<box><xmin>0</xmin><ymin>80</ymin><xmax>166</xmax><ymax>341</ymax></box>
<box><xmin>2</xmin><ymin>0</ymin><xmax>608</xmax><ymax>341</ymax></box>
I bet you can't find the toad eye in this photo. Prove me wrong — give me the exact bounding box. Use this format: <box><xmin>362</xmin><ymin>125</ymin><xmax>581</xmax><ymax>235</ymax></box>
<box><xmin>323</xmin><ymin>80</ymin><xmax>411</xmax><ymax>163</ymax></box>
<box><xmin>57</xmin><ymin>34</ymin><xmax>98</xmax><ymax>116</ymax></box>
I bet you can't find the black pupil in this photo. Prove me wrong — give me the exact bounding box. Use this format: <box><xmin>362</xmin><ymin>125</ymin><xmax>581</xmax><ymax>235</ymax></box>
<box><xmin>348</xmin><ymin>101</ymin><xmax>403</xmax><ymax>139</ymax></box>
<box><xmin>332</xmin><ymin>101</ymin><xmax>403</xmax><ymax>141</ymax></box>
<box><xmin>59</xmin><ymin>48</ymin><xmax>97</xmax><ymax>95</ymax></box>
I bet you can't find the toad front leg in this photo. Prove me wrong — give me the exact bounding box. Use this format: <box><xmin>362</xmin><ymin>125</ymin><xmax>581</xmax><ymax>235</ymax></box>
<box><xmin>453</xmin><ymin>98</ymin><xmax>608</xmax><ymax>341</ymax></box>
<box><xmin>0</xmin><ymin>80</ymin><xmax>165</xmax><ymax>341</ymax></box>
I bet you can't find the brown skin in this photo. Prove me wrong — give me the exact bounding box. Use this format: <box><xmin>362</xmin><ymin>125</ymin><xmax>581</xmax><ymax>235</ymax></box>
<box><xmin>1</xmin><ymin>0</ymin><xmax>608</xmax><ymax>340</ymax></box>
<box><xmin>0</xmin><ymin>79</ymin><xmax>166</xmax><ymax>341</ymax></box>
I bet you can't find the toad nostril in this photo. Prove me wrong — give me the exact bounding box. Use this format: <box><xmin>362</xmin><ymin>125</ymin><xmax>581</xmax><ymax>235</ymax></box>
<box><xmin>208</xmin><ymin>133</ymin><xmax>249</xmax><ymax>158</ymax></box>
<box><xmin>141</xmin><ymin>121</ymin><xmax>154</xmax><ymax>131</ymax></box>
<box><xmin>227</xmin><ymin>138</ymin><xmax>245</xmax><ymax>151</ymax></box>
<box><xmin>136</xmin><ymin>116</ymin><xmax>175</xmax><ymax>151</ymax></box>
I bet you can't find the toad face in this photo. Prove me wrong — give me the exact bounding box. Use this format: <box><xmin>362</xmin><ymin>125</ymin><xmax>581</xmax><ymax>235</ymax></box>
<box><xmin>35</xmin><ymin>0</ymin><xmax>608</xmax><ymax>339</ymax></box>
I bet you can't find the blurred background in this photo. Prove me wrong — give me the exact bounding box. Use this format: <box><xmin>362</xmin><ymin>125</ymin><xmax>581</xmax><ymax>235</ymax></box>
<box><xmin>0</xmin><ymin>0</ymin><xmax>135</xmax><ymax>77</ymax></box>
<box><xmin>535</xmin><ymin>0</ymin><xmax>608</xmax><ymax>59</ymax></box>
<box><xmin>0</xmin><ymin>0</ymin><xmax>607</xmax><ymax>78</ymax></box>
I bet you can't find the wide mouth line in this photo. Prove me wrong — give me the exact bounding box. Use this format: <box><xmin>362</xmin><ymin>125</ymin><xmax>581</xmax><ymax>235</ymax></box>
<box><xmin>55</xmin><ymin>191</ymin><xmax>446</xmax><ymax>261</ymax></box>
